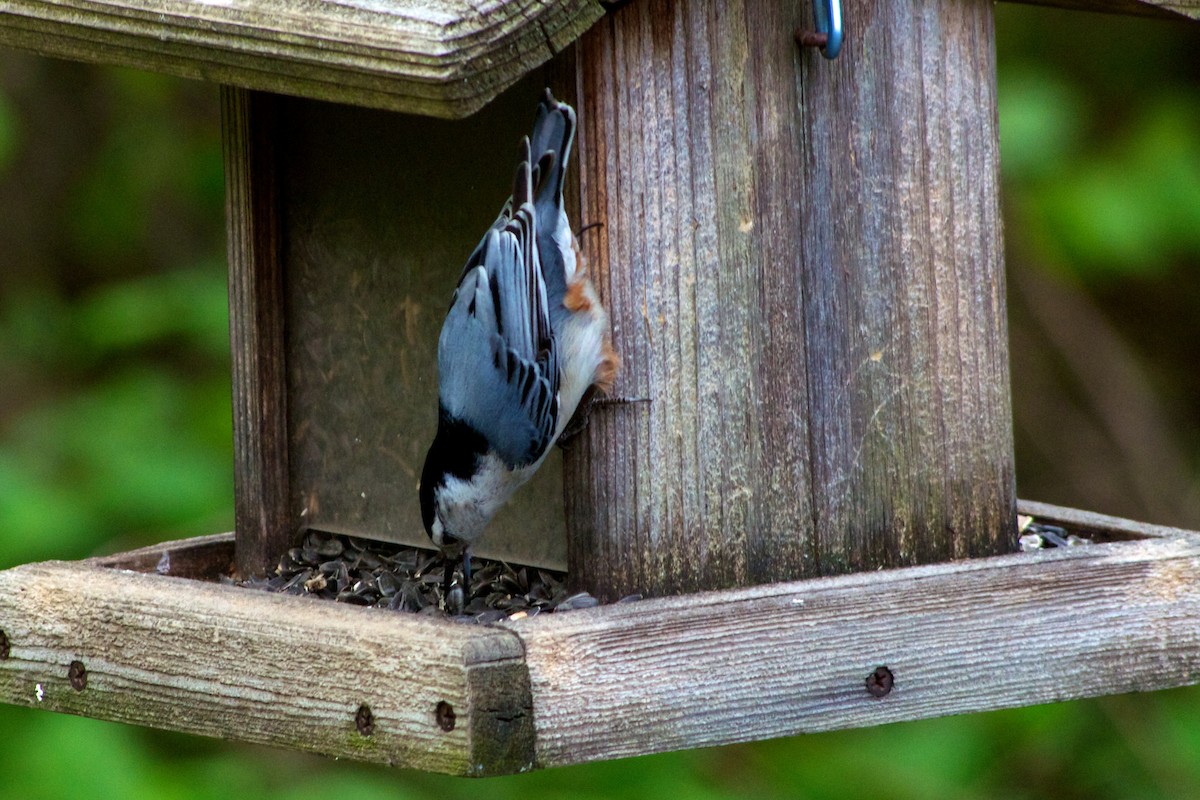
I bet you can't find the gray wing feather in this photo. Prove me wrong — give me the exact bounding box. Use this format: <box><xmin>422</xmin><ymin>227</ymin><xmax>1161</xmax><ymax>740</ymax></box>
<box><xmin>530</xmin><ymin>90</ymin><xmax>576</xmax><ymax>330</ymax></box>
<box><xmin>438</xmin><ymin>159</ymin><xmax>559</xmax><ymax>467</ymax></box>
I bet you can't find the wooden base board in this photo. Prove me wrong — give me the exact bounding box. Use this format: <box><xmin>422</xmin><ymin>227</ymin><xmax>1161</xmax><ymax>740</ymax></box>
<box><xmin>2</xmin><ymin>501</ymin><xmax>1199</xmax><ymax>775</ymax></box>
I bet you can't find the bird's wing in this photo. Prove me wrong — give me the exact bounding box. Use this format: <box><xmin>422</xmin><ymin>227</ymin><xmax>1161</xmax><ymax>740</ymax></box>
<box><xmin>437</xmin><ymin>151</ymin><xmax>560</xmax><ymax>467</ymax></box>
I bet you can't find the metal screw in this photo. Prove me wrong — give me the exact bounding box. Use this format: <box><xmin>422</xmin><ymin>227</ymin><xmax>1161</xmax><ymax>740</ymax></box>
<box><xmin>797</xmin><ymin>0</ymin><xmax>844</xmax><ymax>59</ymax></box>
<box><xmin>865</xmin><ymin>665</ymin><xmax>895</xmax><ymax>698</ymax></box>
<box><xmin>68</xmin><ymin>660</ymin><xmax>87</xmax><ymax>691</ymax></box>
<box><xmin>0</xmin><ymin>629</ymin><xmax>9</xmax><ymax>660</ymax></box>
<box><xmin>795</xmin><ymin>30</ymin><xmax>830</xmax><ymax>49</ymax></box>
<box><xmin>436</xmin><ymin>701</ymin><xmax>456</xmax><ymax>732</ymax></box>
<box><xmin>355</xmin><ymin>704</ymin><xmax>375</xmax><ymax>737</ymax></box>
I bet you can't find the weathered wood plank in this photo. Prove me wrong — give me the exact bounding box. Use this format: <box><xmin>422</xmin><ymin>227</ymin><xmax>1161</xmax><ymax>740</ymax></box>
<box><xmin>91</xmin><ymin>532</ymin><xmax>235</xmax><ymax>579</ymax></box>
<box><xmin>1004</xmin><ymin>0</ymin><xmax>1200</xmax><ymax>20</ymax></box>
<box><xmin>0</xmin><ymin>0</ymin><xmax>605</xmax><ymax>117</ymax></box>
<box><xmin>567</xmin><ymin>0</ymin><xmax>1015</xmax><ymax>600</ymax></box>
<box><xmin>0</xmin><ymin>560</ymin><xmax>534</xmax><ymax>776</ymax></box>
<box><xmin>512</xmin><ymin>530</ymin><xmax>1200</xmax><ymax>768</ymax></box>
<box><xmin>223</xmin><ymin>87</ymin><xmax>293</xmax><ymax>578</ymax></box>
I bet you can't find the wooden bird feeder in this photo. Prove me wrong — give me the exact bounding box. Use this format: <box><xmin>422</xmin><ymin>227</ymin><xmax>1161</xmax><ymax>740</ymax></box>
<box><xmin>3</xmin><ymin>0</ymin><xmax>1200</xmax><ymax>777</ymax></box>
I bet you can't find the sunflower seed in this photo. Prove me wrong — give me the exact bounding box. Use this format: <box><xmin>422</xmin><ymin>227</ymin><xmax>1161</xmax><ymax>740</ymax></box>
<box><xmin>238</xmin><ymin>530</ymin><xmax>591</xmax><ymax>619</ymax></box>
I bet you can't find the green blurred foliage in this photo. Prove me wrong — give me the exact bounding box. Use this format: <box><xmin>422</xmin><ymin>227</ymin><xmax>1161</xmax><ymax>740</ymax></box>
<box><xmin>1</xmin><ymin>4</ymin><xmax>1200</xmax><ymax>799</ymax></box>
<box><xmin>65</xmin><ymin>71</ymin><xmax>225</xmax><ymax>272</ymax></box>
<box><xmin>998</xmin><ymin>6</ymin><xmax>1200</xmax><ymax>526</ymax></box>
<box><xmin>997</xmin><ymin>9</ymin><xmax>1200</xmax><ymax>279</ymax></box>
<box><xmin>0</xmin><ymin>59</ymin><xmax>231</xmax><ymax>570</ymax></box>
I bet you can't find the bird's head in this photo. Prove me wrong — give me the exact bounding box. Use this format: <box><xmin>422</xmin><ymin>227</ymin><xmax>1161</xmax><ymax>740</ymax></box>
<box><xmin>419</xmin><ymin>411</ymin><xmax>493</xmax><ymax>554</ymax></box>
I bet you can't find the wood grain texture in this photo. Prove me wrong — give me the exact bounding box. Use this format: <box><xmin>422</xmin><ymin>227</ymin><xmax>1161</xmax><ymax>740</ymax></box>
<box><xmin>0</xmin><ymin>559</ymin><xmax>534</xmax><ymax>776</ymax></box>
<box><xmin>92</xmin><ymin>532</ymin><xmax>235</xmax><ymax>579</ymax></box>
<box><xmin>512</xmin><ymin>529</ymin><xmax>1200</xmax><ymax>768</ymax></box>
<box><xmin>566</xmin><ymin>0</ymin><xmax>1015</xmax><ymax>600</ymax></box>
<box><xmin>0</xmin><ymin>1</ymin><xmax>605</xmax><ymax>118</ymax></box>
<box><xmin>223</xmin><ymin>87</ymin><xmax>292</xmax><ymax>578</ymax></box>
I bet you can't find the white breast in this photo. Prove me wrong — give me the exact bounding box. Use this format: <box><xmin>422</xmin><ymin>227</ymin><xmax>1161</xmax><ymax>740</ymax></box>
<box><xmin>434</xmin><ymin>452</ymin><xmax>542</xmax><ymax>545</ymax></box>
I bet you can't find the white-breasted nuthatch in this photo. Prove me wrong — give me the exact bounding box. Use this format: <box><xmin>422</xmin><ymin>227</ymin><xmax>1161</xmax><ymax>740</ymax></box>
<box><xmin>419</xmin><ymin>90</ymin><xmax>618</xmax><ymax>603</ymax></box>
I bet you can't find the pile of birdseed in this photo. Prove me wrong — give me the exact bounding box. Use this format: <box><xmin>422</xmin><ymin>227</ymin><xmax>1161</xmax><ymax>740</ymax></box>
<box><xmin>1017</xmin><ymin>518</ymin><xmax>1093</xmax><ymax>551</ymax></box>
<box><xmin>231</xmin><ymin>530</ymin><xmax>609</xmax><ymax>621</ymax></box>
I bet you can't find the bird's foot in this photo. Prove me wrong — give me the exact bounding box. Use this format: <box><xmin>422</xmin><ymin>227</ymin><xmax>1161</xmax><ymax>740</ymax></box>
<box><xmin>557</xmin><ymin>391</ymin><xmax>650</xmax><ymax>449</ymax></box>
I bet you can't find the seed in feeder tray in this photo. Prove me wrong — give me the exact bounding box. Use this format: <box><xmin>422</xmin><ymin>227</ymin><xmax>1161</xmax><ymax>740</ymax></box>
<box><xmin>556</xmin><ymin>592</ymin><xmax>600</xmax><ymax>611</ymax></box>
<box><xmin>281</xmin><ymin>572</ymin><xmax>308</xmax><ymax>593</ymax></box>
<box><xmin>1035</xmin><ymin>525</ymin><xmax>1070</xmax><ymax>548</ymax></box>
<box><xmin>1018</xmin><ymin>534</ymin><xmax>1044</xmax><ymax>552</ymax></box>
<box><xmin>316</xmin><ymin>537</ymin><xmax>345</xmax><ymax>558</ymax></box>
<box><xmin>1018</xmin><ymin>519</ymin><xmax>1093</xmax><ymax>551</ymax></box>
<box><xmin>377</xmin><ymin>572</ymin><xmax>400</xmax><ymax>597</ymax></box>
<box><xmin>237</xmin><ymin>529</ymin><xmax>632</xmax><ymax>619</ymax></box>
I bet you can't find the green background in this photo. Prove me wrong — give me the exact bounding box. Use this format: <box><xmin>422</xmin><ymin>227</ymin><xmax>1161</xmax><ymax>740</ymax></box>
<box><xmin>3</xmin><ymin>6</ymin><xmax>1200</xmax><ymax>798</ymax></box>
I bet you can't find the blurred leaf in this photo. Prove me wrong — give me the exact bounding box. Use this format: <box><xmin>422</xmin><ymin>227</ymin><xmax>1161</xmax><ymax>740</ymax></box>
<box><xmin>0</xmin><ymin>261</ymin><xmax>232</xmax><ymax>570</ymax></box>
<box><xmin>0</xmin><ymin>289</ymin><xmax>73</xmax><ymax>367</ymax></box>
<box><xmin>0</xmin><ymin>710</ymin><xmax>153</xmax><ymax>800</ymax></box>
<box><xmin>110</xmin><ymin>65</ymin><xmax>176</xmax><ymax>106</ymax></box>
<box><xmin>65</xmin><ymin>69</ymin><xmax>222</xmax><ymax>272</ymax></box>
<box><xmin>0</xmin><ymin>367</ymin><xmax>232</xmax><ymax>567</ymax></box>
<box><xmin>998</xmin><ymin>69</ymin><xmax>1086</xmax><ymax>182</ymax></box>
<box><xmin>1016</xmin><ymin>94</ymin><xmax>1200</xmax><ymax>279</ymax></box>
<box><xmin>67</xmin><ymin>117</ymin><xmax>179</xmax><ymax>264</ymax></box>
<box><xmin>73</xmin><ymin>264</ymin><xmax>230</xmax><ymax>360</ymax></box>
<box><xmin>0</xmin><ymin>453</ymin><xmax>93</xmax><ymax>565</ymax></box>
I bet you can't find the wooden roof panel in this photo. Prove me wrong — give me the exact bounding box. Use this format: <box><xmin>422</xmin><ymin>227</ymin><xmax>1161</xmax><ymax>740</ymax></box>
<box><xmin>0</xmin><ymin>0</ymin><xmax>605</xmax><ymax>117</ymax></box>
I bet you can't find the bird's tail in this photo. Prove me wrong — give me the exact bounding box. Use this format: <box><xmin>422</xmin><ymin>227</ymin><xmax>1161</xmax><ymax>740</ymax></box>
<box><xmin>529</xmin><ymin>90</ymin><xmax>578</xmax><ymax>316</ymax></box>
<box><xmin>529</xmin><ymin>88</ymin><xmax>575</xmax><ymax>212</ymax></box>
<box><xmin>512</xmin><ymin>136</ymin><xmax>533</xmax><ymax>209</ymax></box>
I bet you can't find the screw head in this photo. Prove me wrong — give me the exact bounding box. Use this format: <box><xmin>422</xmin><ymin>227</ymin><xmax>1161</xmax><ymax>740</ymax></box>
<box><xmin>436</xmin><ymin>701</ymin><xmax>456</xmax><ymax>732</ymax></box>
<box><xmin>68</xmin><ymin>660</ymin><xmax>87</xmax><ymax>691</ymax></box>
<box><xmin>795</xmin><ymin>29</ymin><xmax>830</xmax><ymax>49</ymax></box>
<box><xmin>355</xmin><ymin>704</ymin><xmax>375</xmax><ymax>737</ymax></box>
<box><xmin>865</xmin><ymin>665</ymin><xmax>894</xmax><ymax>698</ymax></box>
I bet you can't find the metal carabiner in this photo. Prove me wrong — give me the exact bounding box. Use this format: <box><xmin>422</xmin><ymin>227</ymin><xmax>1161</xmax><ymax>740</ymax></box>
<box><xmin>808</xmin><ymin>0</ymin><xmax>844</xmax><ymax>60</ymax></box>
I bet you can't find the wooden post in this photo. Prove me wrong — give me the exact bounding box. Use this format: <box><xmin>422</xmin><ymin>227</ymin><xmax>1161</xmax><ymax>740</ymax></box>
<box><xmin>565</xmin><ymin>0</ymin><xmax>1016</xmax><ymax>600</ymax></box>
<box><xmin>223</xmin><ymin>87</ymin><xmax>292</xmax><ymax>578</ymax></box>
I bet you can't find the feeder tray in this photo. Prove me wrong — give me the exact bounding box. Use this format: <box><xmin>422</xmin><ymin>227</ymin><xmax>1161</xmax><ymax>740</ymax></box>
<box><xmin>2</xmin><ymin>502</ymin><xmax>1199</xmax><ymax>776</ymax></box>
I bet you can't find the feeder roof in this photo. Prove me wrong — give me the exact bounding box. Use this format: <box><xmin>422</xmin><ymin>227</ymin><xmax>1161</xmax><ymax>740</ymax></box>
<box><xmin>0</xmin><ymin>0</ymin><xmax>605</xmax><ymax>117</ymax></box>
